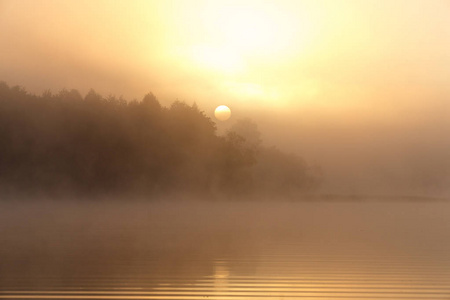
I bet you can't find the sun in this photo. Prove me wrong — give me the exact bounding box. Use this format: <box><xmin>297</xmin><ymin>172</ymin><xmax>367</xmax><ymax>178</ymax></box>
<box><xmin>220</xmin><ymin>6</ymin><xmax>280</xmax><ymax>55</ymax></box>
<box><xmin>214</xmin><ymin>105</ymin><xmax>231</xmax><ymax>121</ymax></box>
<box><xmin>182</xmin><ymin>2</ymin><xmax>307</xmax><ymax>74</ymax></box>
<box><xmin>170</xmin><ymin>1</ymin><xmax>314</xmax><ymax>107</ymax></box>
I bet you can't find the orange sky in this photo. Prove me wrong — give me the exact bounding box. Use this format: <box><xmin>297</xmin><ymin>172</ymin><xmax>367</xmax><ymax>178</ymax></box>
<box><xmin>1</xmin><ymin>0</ymin><xmax>449</xmax><ymax>194</ymax></box>
<box><xmin>1</xmin><ymin>0</ymin><xmax>449</xmax><ymax>110</ymax></box>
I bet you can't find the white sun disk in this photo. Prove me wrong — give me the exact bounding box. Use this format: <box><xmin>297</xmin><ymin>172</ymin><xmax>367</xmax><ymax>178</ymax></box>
<box><xmin>215</xmin><ymin>105</ymin><xmax>231</xmax><ymax>121</ymax></box>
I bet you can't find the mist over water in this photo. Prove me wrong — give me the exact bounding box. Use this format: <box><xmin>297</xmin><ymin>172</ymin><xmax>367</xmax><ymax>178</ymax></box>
<box><xmin>2</xmin><ymin>199</ymin><xmax>450</xmax><ymax>299</ymax></box>
<box><xmin>0</xmin><ymin>83</ymin><xmax>449</xmax><ymax>299</ymax></box>
<box><xmin>1</xmin><ymin>0</ymin><xmax>450</xmax><ymax>298</ymax></box>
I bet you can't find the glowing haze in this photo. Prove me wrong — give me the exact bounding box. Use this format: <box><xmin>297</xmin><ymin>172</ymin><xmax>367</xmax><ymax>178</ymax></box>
<box><xmin>1</xmin><ymin>0</ymin><xmax>449</xmax><ymax>195</ymax></box>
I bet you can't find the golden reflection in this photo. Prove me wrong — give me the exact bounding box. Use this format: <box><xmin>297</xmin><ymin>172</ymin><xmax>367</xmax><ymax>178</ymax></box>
<box><xmin>213</xmin><ymin>260</ymin><xmax>230</xmax><ymax>295</ymax></box>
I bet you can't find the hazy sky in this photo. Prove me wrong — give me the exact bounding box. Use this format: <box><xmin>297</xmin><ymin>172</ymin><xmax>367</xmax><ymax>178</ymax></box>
<box><xmin>1</xmin><ymin>0</ymin><xmax>449</xmax><ymax>195</ymax></box>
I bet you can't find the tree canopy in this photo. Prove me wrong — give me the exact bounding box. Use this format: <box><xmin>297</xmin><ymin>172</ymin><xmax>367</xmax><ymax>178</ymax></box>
<box><xmin>0</xmin><ymin>82</ymin><xmax>321</xmax><ymax>199</ymax></box>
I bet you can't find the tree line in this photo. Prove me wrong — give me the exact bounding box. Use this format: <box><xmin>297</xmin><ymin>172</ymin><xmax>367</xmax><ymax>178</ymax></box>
<box><xmin>0</xmin><ymin>82</ymin><xmax>321</xmax><ymax>199</ymax></box>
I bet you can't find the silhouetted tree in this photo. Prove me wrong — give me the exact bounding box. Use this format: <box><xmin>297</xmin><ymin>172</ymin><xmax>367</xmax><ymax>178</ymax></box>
<box><xmin>0</xmin><ymin>82</ymin><xmax>321</xmax><ymax>199</ymax></box>
<box><xmin>225</xmin><ymin>118</ymin><xmax>322</xmax><ymax>196</ymax></box>
<box><xmin>229</xmin><ymin>118</ymin><xmax>262</xmax><ymax>152</ymax></box>
<box><xmin>216</xmin><ymin>131</ymin><xmax>257</xmax><ymax>195</ymax></box>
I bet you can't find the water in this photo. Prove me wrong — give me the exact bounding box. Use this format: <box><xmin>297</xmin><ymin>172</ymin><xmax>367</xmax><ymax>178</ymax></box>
<box><xmin>1</xmin><ymin>199</ymin><xmax>450</xmax><ymax>299</ymax></box>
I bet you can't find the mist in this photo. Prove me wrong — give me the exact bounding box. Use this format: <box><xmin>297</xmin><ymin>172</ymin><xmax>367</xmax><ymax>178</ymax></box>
<box><xmin>2</xmin><ymin>2</ymin><xmax>450</xmax><ymax>298</ymax></box>
<box><xmin>2</xmin><ymin>0</ymin><xmax>449</xmax><ymax>198</ymax></box>
<box><xmin>2</xmin><ymin>199</ymin><xmax>450</xmax><ymax>297</ymax></box>
<box><xmin>258</xmin><ymin>99</ymin><xmax>450</xmax><ymax>196</ymax></box>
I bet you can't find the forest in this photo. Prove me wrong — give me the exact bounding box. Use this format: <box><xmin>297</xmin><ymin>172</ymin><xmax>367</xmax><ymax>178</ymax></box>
<box><xmin>0</xmin><ymin>82</ymin><xmax>321</xmax><ymax>199</ymax></box>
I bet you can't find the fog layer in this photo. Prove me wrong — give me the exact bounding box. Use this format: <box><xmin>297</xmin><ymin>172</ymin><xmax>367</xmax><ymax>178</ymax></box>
<box><xmin>1</xmin><ymin>0</ymin><xmax>449</xmax><ymax>196</ymax></box>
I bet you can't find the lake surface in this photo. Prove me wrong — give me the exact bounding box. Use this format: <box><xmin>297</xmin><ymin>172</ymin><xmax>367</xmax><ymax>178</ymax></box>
<box><xmin>1</xmin><ymin>199</ymin><xmax>450</xmax><ymax>299</ymax></box>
